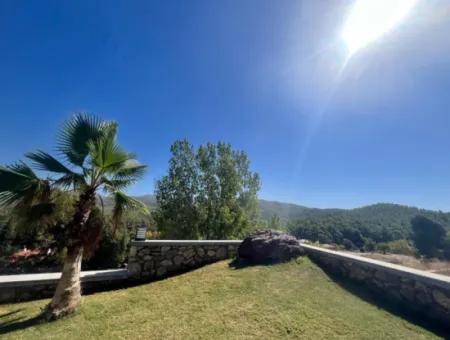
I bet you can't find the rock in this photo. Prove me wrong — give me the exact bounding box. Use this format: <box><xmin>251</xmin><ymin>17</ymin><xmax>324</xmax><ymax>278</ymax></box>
<box><xmin>238</xmin><ymin>230</ymin><xmax>304</xmax><ymax>264</ymax></box>
<box><xmin>128</xmin><ymin>262</ymin><xmax>142</xmax><ymax>277</ymax></box>
<box><xmin>415</xmin><ymin>282</ymin><xmax>432</xmax><ymax>305</ymax></box>
<box><xmin>0</xmin><ymin>288</ymin><xmax>15</xmax><ymax>303</ymax></box>
<box><xmin>348</xmin><ymin>266</ymin><xmax>369</xmax><ymax>281</ymax></box>
<box><xmin>156</xmin><ymin>266</ymin><xmax>167</xmax><ymax>277</ymax></box>
<box><xmin>166</xmin><ymin>250</ymin><xmax>177</xmax><ymax>258</ymax></box>
<box><xmin>374</xmin><ymin>270</ymin><xmax>387</xmax><ymax>281</ymax></box>
<box><xmin>400</xmin><ymin>286</ymin><xmax>415</xmax><ymax>301</ymax></box>
<box><xmin>216</xmin><ymin>247</ymin><xmax>227</xmax><ymax>259</ymax></box>
<box><xmin>207</xmin><ymin>250</ymin><xmax>216</xmax><ymax>257</ymax></box>
<box><xmin>129</xmin><ymin>246</ymin><xmax>137</xmax><ymax>257</ymax></box>
<box><xmin>143</xmin><ymin>262</ymin><xmax>153</xmax><ymax>271</ymax></box>
<box><xmin>173</xmin><ymin>255</ymin><xmax>184</xmax><ymax>265</ymax></box>
<box><xmin>432</xmin><ymin>289</ymin><xmax>450</xmax><ymax>310</ymax></box>
<box><xmin>160</xmin><ymin>259</ymin><xmax>173</xmax><ymax>267</ymax></box>
<box><xmin>184</xmin><ymin>249</ymin><xmax>195</xmax><ymax>258</ymax></box>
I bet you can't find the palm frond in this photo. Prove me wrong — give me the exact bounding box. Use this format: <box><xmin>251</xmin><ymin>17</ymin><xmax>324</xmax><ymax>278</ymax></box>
<box><xmin>26</xmin><ymin>150</ymin><xmax>86</xmax><ymax>189</ymax></box>
<box><xmin>88</xmin><ymin>138</ymin><xmax>130</xmax><ymax>171</ymax></box>
<box><xmin>57</xmin><ymin>113</ymin><xmax>108</xmax><ymax>167</ymax></box>
<box><xmin>99</xmin><ymin>160</ymin><xmax>146</xmax><ymax>192</ymax></box>
<box><xmin>113</xmin><ymin>161</ymin><xmax>147</xmax><ymax>181</ymax></box>
<box><xmin>87</xmin><ymin>123</ymin><xmax>135</xmax><ymax>175</ymax></box>
<box><xmin>97</xmin><ymin>194</ymin><xmax>105</xmax><ymax>216</ymax></box>
<box><xmin>26</xmin><ymin>150</ymin><xmax>75</xmax><ymax>174</ymax></box>
<box><xmin>111</xmin><ymin>191</ymin><xmax>149</xmax><ymax>236</ymax></box>
<box><xmin>101</xmin><ymin>177</ymin><xmax>136</xmax><ymax>192</ymax></box>
<box><xmin>0</xmin><ymin>162</ymin><xmax>50</xmax><ymax>207</ymax></box>
<box><xmin>54</xmin><ymin>172</ymin><xmax>86</xmax><ymax>189</ymax></box>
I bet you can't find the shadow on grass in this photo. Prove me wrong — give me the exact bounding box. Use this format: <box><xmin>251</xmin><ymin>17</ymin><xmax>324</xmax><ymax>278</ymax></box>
<box><xmin>315</xmin><ymin>264</ymin><xmax>450</xmax><ymax>339</ymax></box>
<box><xmin>0</xmin><ymin>311</ymin><xmax>46</xmax><ymax>335</ymax></box>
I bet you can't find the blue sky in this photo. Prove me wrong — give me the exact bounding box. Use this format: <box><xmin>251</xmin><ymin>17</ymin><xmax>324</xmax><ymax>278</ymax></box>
<box><xmin>1</xmin><ymin>1</ymin><xmax>450</xmax><ymax>210</ymax></box>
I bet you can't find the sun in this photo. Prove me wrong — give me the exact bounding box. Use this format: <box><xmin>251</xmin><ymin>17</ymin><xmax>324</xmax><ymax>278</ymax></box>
<box><xmin>342</xmin><ymin>0</ymin><xmax>418</xmax><ymax>55</ymax></box>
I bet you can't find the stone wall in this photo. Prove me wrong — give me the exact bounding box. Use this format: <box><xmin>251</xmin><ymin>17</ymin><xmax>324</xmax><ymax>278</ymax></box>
<box><xmin>302</xmin><ymin>244</ymin><xmax>450</xmax><ymax>324</ymax></box>
<box><xmin>128</xmin><ymin>240</ymin><xmax>241</xmax><ymax>280</ymax></box>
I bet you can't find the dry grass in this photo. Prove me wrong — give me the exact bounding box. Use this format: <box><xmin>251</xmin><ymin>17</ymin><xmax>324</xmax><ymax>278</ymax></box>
<box><xmin>0</xmin><ymin>258</ymin><xmax>440</xmax><ymax>339</ymax></box>
<box><xmin>351</xmin><ymin>252</ymin><xmax>450</xmax><ymax>275</ymax></box>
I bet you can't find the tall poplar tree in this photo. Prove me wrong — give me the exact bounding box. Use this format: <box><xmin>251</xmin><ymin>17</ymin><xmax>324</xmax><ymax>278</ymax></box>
<box><xmin>154</xmin><ymin>140</ymin><xmax>260</xmax><ymax>239</ymax></box>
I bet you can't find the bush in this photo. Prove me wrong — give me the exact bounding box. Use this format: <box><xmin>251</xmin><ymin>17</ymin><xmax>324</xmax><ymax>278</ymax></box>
<box><xmin>83</xmin><ymin>226</ymin><xmax>130</xmax><ymax>270</ymax></box>
<box><xmin>363</xmin><ymin>239</ymin><xmax>376</xmax><ymax>252</ymax></box>
<box><xmin>342</xmin><ymin>239</ymin><xmax>355</xmax><ymax>250</ymax></box>
<box><xmin>411</xmin><ymin>215</ymin><xmax>446</xmax><ymax>258</ymax></box>
<box><xmin>375</xmin><ymin>239</ymin><xmax>417</xmax><ymax>256</ymax></box>
<box><xmin>443</xmin><ymin>234</ymin><xmax>450</xmax><ymax>260</ymax></box>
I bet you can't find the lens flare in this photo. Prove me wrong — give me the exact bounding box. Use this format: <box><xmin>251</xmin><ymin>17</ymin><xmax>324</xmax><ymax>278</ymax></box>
<box><xmin>342</xmin><ymin>0</ymin><xmax>418</xmax><ymax>55</ymax></box>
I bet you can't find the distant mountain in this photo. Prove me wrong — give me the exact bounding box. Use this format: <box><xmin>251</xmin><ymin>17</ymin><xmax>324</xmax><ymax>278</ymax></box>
<box><xmin>258</xmin><ymin>199</ymin><xmax>343</xmax><ymax>222</ymax></box>
<box><xmin>260</xmin><ymin>200</ymin><xmax>450</xmax><ymax>229</ymax></box>
<box><xmin>132</xmin><ymin>195</ymin><xmax>157</xmax><ymax>207</ymax></box>
<box><xmin>119</xmin><ymin>195</ymin><xmax>450</xmax><ymax>228</ymax></box>
<box><xmin>101</xmin><ymin>194</ymin><xmax>157</xmax><ymax>213</ymax></box>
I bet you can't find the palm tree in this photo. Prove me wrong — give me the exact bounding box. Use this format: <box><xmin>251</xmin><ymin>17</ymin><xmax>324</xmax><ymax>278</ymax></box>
<box><xmin>0</xmin><ymin>114</ymin><xmax>148</xmax><ymax>319</ymax></box>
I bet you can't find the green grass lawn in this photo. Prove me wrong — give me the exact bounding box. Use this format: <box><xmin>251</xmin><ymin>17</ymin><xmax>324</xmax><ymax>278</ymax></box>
<box><xmin>0</xmin><ymin>258</ymin><xmax>441</xmax><ymax>339</ymax></box>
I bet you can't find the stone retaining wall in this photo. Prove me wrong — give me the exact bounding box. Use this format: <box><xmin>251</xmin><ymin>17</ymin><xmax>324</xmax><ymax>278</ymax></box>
<box><xmin>302</xmin><ymin>244</ymin><xmax>450</xmax><ymax>324</ymax></box>
<box><xmin>128</xmin><ymin>240</ymin><xmax>241</xmax><ymax>280</ymax></box>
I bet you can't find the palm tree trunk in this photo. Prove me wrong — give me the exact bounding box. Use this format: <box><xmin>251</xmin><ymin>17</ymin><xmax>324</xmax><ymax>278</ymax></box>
<box><xmin>44</xmin><ymin>188</ymin><xmax>95</xmax><ymax>320</ymax></box>
<box><xmin>44</xmin><ymin>245</ymin><xmax>84</xmax><ymax>320</ymax></box>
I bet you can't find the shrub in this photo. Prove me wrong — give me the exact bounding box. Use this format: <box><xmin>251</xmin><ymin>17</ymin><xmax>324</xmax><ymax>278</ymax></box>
<box><xmin>411</xmin><ymin>215</ymin><xmax>446</xmax><ymax>258</ymax></box>
<box><xmin>363</xmin><ymin>239</ymin><xmax>376</xmax><ymax>252</ymax></box>
<box><xmin>83</xmin><ymin>208</ymin><xmax>131</xmax><ymax>270</ymax></box>
<box><xmin>375</xmin><ymin>239</ymin><xmax>417</xmax><ymax>256</ymax></box>
<box><xmin>342</xmin><ymin>238</ymin><xmax>355</xmax><ymax>250</ymax></box>
<box><xmin>83</xmin><ymin>225</ymin><xmax>130</xmax><ymax>270</ymax></box>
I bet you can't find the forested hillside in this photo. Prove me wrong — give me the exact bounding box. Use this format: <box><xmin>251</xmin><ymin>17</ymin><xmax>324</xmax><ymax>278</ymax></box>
<box><xmin>107</xmin><ymin>195</ymin><xmax>450</xmax><ymax>231</ymax></box>
<box><xmin>286</xmin><ymin>203</ymin><xmax>450</xmax><ymax>253</ymax></box>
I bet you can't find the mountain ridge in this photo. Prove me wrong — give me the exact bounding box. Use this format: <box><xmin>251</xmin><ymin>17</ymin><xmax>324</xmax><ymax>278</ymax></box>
<box><xmin>125</xmin><ymin>194</ymin><xmax>450</xmax><ymax>223</ymax></box>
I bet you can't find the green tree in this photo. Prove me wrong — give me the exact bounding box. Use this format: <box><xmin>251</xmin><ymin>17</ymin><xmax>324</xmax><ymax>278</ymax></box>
<box><xmin>153</xmin><ymin>140</ymin><xmax>200</xmax><ymax>239</ymax></box>
<box><xmin>442</xmin><ymin>233</ymin><xmax>450</xmax><ymax>260</ymax></box>
<box><xmin>411</xmin><ymin>215</ymin><xmax>446</xmax><ymax>258</ymax></box>
<box><xmin>268</xmin><ymin>214</ymin><xmax>282</xmax><ymax>230</ymax></box>
<box><xmin>0</xmin><ymin>114</ymin><xmax>148</xmax><ymax>319</ymax></box>
<box><xmin>154</xmin><ymin>140</ymin><xmax>260</xmax><ymax>239</ymax></box>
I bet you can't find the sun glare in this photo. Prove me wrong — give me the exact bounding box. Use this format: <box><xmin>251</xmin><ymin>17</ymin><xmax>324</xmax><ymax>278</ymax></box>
<box><xmin>342</xmin><ymin>0</ymin><xmax>418</xmax><ymax>55</ymax></box>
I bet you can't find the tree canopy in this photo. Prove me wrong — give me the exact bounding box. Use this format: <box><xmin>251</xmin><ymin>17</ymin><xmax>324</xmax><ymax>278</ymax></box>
<box><xmin>411</xmin><ymin>215</ymin><xmax>446</xmax><ymax>258</ymax></box>
<box><xmin>153</xmin><ymin>140</ymin><xmax>260</xmax><ymax>239</ymax></box>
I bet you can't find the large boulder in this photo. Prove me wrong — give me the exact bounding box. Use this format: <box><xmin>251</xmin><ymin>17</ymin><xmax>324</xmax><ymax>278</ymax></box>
<box><xmin>237</xmin><ymin>230</ymin><xmax>304</xmax><ymax>264</ymax></box>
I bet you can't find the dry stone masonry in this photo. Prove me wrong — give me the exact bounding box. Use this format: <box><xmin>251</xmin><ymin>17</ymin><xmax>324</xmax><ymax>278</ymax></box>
<box><xmin>128</xmin><ymin>240</ymin><xmax>241</xmax><ymax>280</ymax></box>
<box><xmin>302</xmin><ymin>244</ymin><xmax>450</xmax><ymax>324</ymax></box>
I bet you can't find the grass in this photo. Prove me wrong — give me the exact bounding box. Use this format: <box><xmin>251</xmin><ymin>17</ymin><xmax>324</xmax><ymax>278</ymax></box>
<box><xmin>0</xmin><ymin>258</ymin><xmax>441</xmax><ymax>339</ymax></box>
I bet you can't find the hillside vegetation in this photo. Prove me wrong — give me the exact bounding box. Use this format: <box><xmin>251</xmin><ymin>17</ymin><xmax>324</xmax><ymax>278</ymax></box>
<box><xmin>0</xmin><ymin>259</ymin><xmax>439</xmax><ymax>339</ymax></box>
<box><xmin>119</xmin><ymin>196</ymin><xmax>450</xmax><ymax>256</ymax></box>
<box><xmin>127</xmin><ymin>195</ymin><xmax>450</xmax><ymax>228</ymax></box>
